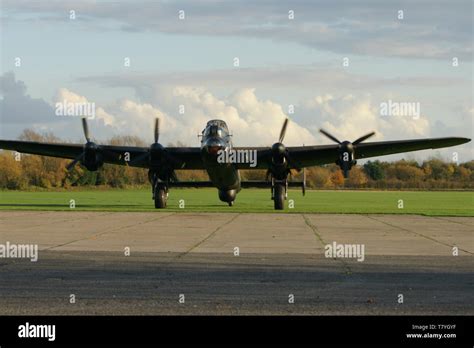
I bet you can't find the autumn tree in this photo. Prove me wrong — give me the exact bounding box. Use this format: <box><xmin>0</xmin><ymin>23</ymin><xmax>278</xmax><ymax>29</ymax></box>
<box><xmin>305</xmin><ymin>166</ymin><xmax>331</xmax><ymax>188</ymax></box>
<box><xmin>329</xmin><ymin>170</ymin><xmax>345</xmax><ymax>187</ymax></box>
<box><xmin>0</xmin><ymin>152</ymin><xmax>26</xmax><ymax>189</ymax></box>
<box><xmin>345</xmin><ymin>166</ymin><xmax>368</xmax><ymax>187</ymax></box>
<box><xmin>1</xmin><ymin>128</ymin><xmax>472</xmax><ymax>190</ymax></box>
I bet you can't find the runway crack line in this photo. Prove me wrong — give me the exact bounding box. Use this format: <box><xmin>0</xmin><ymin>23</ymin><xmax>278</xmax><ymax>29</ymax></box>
<box><xmin>44</xmin><ymin>213</ymin><xmax>175</xmax><ymax>251</ymax></box>
<box><xmin>431</xmin><ymin>216</ymin><xmax>473</xmax><ymax>227</ymax></box>
<box><xmin>366</xmin><ymin>215</ymin><xmax>473</xmax><ymax>255</ymax></box>
<box><xmin>175</xmin><ymin>213</ymin><xmax>241</xmax><ymax>260</ymax></box>
<box><xmin>302</xmin><ymin>214</ymin><xmax>352</xmax><ymax>274</ymax></box>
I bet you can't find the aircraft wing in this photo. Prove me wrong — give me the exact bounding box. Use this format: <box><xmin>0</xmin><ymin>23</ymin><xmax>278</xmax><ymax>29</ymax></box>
<box><xmin>237</xmin><ymin>137</ymin><xmax>470</xmax><ymax>169</ymax></box>
<box><xmin>283</xmin><ymin>137</ymin><xmax>471</xmax><ymax>168</ymax></box>
<box><xmin>0</xmin><ymin>137</ymin><xmax>470</xmax><ymax>171</ymax></box>
<box><xmin>0</xmin><ymin>140</ymin><xmax>205</xmax><ymax>169</ymax></box>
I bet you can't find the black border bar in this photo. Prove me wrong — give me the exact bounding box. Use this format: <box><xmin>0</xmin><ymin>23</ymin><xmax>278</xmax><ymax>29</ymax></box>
<box><xmin>0</xmin><ymin>315</ymin><xmax>472</xmax><ymax>346</ymax></box>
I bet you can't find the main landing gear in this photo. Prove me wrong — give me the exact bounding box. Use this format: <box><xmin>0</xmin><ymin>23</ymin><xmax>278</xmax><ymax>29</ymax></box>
<box><xmin>271</xmin><ymin>178</ymin><xmax>287</xmax><ymax>210</ymax></box>
<box><xmin>153</xmin><ymin>183</ymin><xmax>168</xmax><ymax>208</ymax></box>
<box><xmin>150</xmin><ymin>171</ymin><xmax>169</xmax><ymax>209</ymax></box>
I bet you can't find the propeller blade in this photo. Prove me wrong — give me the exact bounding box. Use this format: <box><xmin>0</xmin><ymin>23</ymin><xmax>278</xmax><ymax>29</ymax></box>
<box><xmin>81</xmin><ymin>118</ymin><xmax>91</xmax><ymax>142</ymax></box>
<box><xmin>353</xmin><ymin>131</ymin><xmax>376</xmax><ymax>145</ymax></box>
<box><xmin>66</xmin><ymin>153</ymin><xmax>84</xmax><ymax>171</ymax></box>
<box><xmin>319</xmin><ymin>129</ymin><xmax>341</xmax><ymax>144</ymax></box>
<box><xmin>279</xmin><ymin>118</ymin><xmax>289</xmax><ymax>143</ymax></box>
<box><xmin>154</xmin><ymin>118</ymin><xmax>160</xmax><ymax>143</ymax></box>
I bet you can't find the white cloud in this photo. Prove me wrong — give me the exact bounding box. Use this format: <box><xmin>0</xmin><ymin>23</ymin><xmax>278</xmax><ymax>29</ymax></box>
<box><xmin>53</xmin><ymin>88</ymin><xmax>116</xmax><ymax>128</ymax></box>
<box><xmin>3</xmin><ymin>72</ymin><xmax>470</xmax><ymax>162</ymax></box>
<box><xmin>51</xmin><ymin>87</ymin><xmax>433</xmax><ymax>150</ymax></box>
<box><xmin>301</xmin><ymin>93</ymin><xmax>431</xmax><ymax>142</ymax></box>
<box><xmin>92</xmin><ymin>86</ymin><xmax>317</xmax><ymax>146</ymax></box>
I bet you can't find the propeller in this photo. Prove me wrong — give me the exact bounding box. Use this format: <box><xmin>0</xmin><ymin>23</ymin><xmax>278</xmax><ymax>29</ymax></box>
<box><xmin>319</xmin><ymin>129</ymin><xmax>375</xmax><ymax>178</ymax></box>
<box><xmin>270</xmin><ymin>119</ymin><xmax>288</xmax><ymax>169</ymax></box>
<box><xmin>279</xmin><ymin>118</ymin><xmax>289</xmax><ymax>143</ymax></box>
<box><xmin>128</xmin><ymin>117</ymin><xmax>182</xmax><ymax>175</ymax></box>
<box><xmin>267</xmin><ymin>118</ymin><xmax>301</xmax><ymax>180</ymax></box>
<box><xmin>66</xmin><ymin>154</ymin><xmax>84</xmax><ymax>171</ymax></box>
<box><xmin>66</xmin><ymin>118</ymin><xmax>101</xmax><ymax>171</ymax></box>
<box><xmin>353</xmin><ymin>131</ymin><xmax>376</xmax><ymax>145</ymax></box>
<box><xmin>82</xmin><ymin>117</ymin><xmax>91</xmax><ymax>142</ymax></box>
<box><xmin>154</xmin><ymin>117</ymin><xmax>160</xmax><ymax>143</ymax></box>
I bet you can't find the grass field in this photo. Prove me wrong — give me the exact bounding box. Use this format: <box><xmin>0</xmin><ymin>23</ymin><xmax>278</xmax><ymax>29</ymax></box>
<box><xmin>0</xmin><ymin>188</ymin><xmax>472</xmax><ymax>216</ymax></box>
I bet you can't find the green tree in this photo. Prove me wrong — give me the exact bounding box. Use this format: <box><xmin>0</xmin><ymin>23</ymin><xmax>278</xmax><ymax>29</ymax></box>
<box><xmin>363</xmin><ymin>160</ymin><xmax>385</xmax><ymax>180</ymax></box>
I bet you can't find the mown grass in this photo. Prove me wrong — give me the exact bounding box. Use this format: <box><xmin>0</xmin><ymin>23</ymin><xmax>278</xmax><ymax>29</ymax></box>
<box><xmin>0</xmin><ymin>188</ymin><xmax>472</xmax><ymax>216</ymax></box>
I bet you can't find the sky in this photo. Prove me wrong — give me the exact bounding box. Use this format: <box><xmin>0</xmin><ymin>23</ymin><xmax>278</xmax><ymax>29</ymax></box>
<box><xmin>0</xmin><ymin>0</ymin><xmax>473</xmax><ymax>162</ymax></box>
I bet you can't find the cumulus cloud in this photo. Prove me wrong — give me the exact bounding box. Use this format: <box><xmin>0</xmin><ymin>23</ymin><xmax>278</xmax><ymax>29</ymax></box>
<box><xmin>0</xmin><ymin>71</ymin><xmax>55</xmax><ymax>124</ymax></box>
<box><xmin>54</xmin><ymin>88</ymin><xmax>116</xmax><ymax>127</ymax></box>
<box><xmin>51</xmin><ymin>86</ymin><xmax>432</xmax><ymax>148</ymax></box>
<box><xmin>300</xmin><ymin>94</ymin><xmax>431</xmax><ymax>143</ymax></box>
<box><xmin>83</xmin><ymin>86</ymin><xmax>317</xmax><ymax>146</ymax></box>
<box><xmin>1</xmin><ymin>73</ymin><xmax>470</xmax><ymax>161</ymax></box>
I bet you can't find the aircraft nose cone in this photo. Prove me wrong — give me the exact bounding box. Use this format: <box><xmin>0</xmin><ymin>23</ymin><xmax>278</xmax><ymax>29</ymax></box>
<box><xmin>204</xmin><ymin>137</ymin><xmax>225</xmax><ymax>156</ymax></box>
<box><xmin>208</xmin><ymin>145</ymin><xmax>222</xmax><ymax>155</ymax></box>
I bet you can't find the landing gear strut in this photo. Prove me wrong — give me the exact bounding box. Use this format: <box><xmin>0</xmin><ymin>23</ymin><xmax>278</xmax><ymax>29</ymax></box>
<box><xmin>271</xmin><ymin>178</ymin><xmax>287</xmax><ymax>210</ymax></box>
<box><xmin>150</xmin><ymin>171</ymin><xmax>169</xmax><ymax>209</ymax></box>
<box><xmin>154</xmin><ymin>183</ymin><xmax>168</xmax><ymax>208</ymax></box>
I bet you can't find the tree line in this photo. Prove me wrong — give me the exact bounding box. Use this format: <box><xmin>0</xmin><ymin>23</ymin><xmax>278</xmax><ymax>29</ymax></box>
<box><xmin>0</xmin><ymin>129</ymin><xmax>472</xmax><ymax>190</ymax></box>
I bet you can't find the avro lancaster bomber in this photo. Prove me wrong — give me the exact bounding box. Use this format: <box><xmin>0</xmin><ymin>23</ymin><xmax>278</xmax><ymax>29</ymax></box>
<box><xmin>0</xmin><ymin>118</ymin><xmax>470</xmax><ymax>209</ymax></box>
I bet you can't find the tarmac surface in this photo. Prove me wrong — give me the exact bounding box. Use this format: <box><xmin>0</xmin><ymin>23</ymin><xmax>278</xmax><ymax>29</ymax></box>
<box><xmin>0</xmin><ymin>211</ymin><xmax>472</xmax><ymax>315</ymax></box>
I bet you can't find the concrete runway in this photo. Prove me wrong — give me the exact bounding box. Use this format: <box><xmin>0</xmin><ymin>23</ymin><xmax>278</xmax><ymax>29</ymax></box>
<box><xmin>0</xmin><ymin>211</ymin><xmax>472</xmax><ymax>315</ymax></box>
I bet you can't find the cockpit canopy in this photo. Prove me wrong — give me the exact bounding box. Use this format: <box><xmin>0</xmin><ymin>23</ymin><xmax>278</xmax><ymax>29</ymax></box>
<box><xmin>203</xmin><ymin>119</ymin><xmax>229</xmax><ymax>138</ymax></box>
<box><xmin>206</xmin><ymin>119</ymin><xmax>228</xmax><ymax>130</ymax></box>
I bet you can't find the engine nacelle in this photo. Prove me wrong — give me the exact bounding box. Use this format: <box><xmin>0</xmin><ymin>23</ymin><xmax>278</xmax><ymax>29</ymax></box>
<box><xmin>269</xmin><ymin>142</ymin><xmax>290</xmax><ymax>180</ymax></box>
<box><xmin>82</xmin><ymin>142</ymin><xmax>103</xmax><ymax>171</ymax></box>
<box><xmin>82</xmin><ymin>156</ymin><xmax>103</xmax><ymax>171</ymax></box>
<box><xmin>336</xmin><ymin>141</ymin><xmax>357</xmax><ymax>178</ymax></box>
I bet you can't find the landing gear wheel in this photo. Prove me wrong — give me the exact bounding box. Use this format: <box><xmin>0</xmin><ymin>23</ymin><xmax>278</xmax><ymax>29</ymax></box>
<box><xmin>273</xmin><ymin>184</ymin><xmax>285</xmax><ymax>210</ymax></box>
<box><xmin>154</xmin><ymin>187</ymin><xmax>167</xmax><ymax>208</ymax></box>
<box><xmin>228</xmin><ymin>201</ymin><xmax>234</xmax><ymax>207</ymax></box>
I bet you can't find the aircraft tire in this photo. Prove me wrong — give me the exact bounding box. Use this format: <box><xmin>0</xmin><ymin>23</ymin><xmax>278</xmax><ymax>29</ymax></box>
<box><xmin>273</xmin><ymin>184</ymin><xmax>285</xmax><ymax>210</ymax></box>
<box><xmin>154</xmin><ymin>188</ymin><xmax>167</xmax><ymax>208</ymax></box>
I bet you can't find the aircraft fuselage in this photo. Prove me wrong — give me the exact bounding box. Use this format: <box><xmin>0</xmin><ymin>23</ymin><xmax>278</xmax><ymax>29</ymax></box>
<box><xmin>200</xmin><ymin>120</ymin><xmax>241</xmax><ymax>204</ymax></box>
